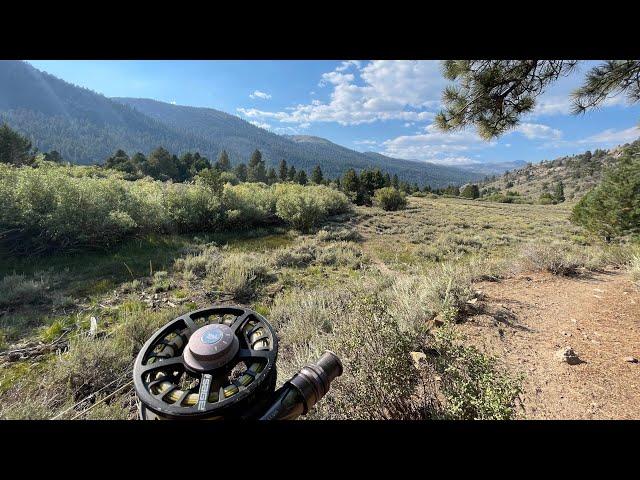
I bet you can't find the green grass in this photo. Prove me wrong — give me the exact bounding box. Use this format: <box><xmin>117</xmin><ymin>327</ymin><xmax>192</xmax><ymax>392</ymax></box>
<box><xmin>1</xmin><ymin>191</ymin><xmax>637</xmax><ymax>420</ymax></box>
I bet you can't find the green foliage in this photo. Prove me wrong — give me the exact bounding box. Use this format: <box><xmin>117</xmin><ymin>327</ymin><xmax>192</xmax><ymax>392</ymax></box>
<box><xmin>373</xmin><ymin>187</ymin><xmax>407</xmax><ymax>211</ymax></box>
<box><xmin>436</xmin><ymin>60</ymin><xmax>640</xmax><ymax>139</ymax></box>
<box><xmin>278</xmin><ymin>159</ymin><xmax>288</xmax><ymax>182</ymax></box>
<box><xmin>571</xmin><ymin>147</ymin><xmax>640</xmax><ymax>240</ymax></box>
<box><xmin>554</xmin><ymin>181</ymin><xmax>565</xmax><ymax>203</ymax></box>
<box><xmin>0</xmin><ymin>273</ymin><xmax>51</xmax><ymax>308</ymax></box>
<box><xmin>274</xmin><ymin>183</ymin><xmax>350</xmax><ymax>232</ymax></box>
<box><xmin>247</xmin><ymin>149</ymin><xmax>267</xmax><ymax>183</ymax></box>
<box><xmin>104</xmin><ymin>148</ymin><xmax>210</xmax><ymax>182</ymax></box>
<box><xmin>460</xmin><ymin>184</ymin><xmax>480</xmax><ymax>199</ymax></box>
<box><xmin>0</xmin><ymin>163</ymin><xmax>351</xmax><ymax>254</ymax></box>
<box><xmin>222</xmin><ymin>183</ymin><xmax>276</xmax><ymax>228</ymax></box>
<box><xmin>0</xmin><ymin>123</ymin><xmax>33</xmax><ymax>166</ymax></box>
<box><xmin>214</xmin><ymin>150</ymin><xmax>231</xmax><ymax>172</ymax></box>
<box><xmin>294</xmin><ymin>169</ymin><xmax>308</xmax><ymax>185</ymax></box>
<box><xmin>430</xmin><ymin>324</ymin><xmax>523</xmax><ymax>420</ymax></box>
<box><xmin>311</xmin><ymin>165</ymin><xmax>324</xmax><ymax>184</ymax></box>
<box><xmin>234</xmin><ymin>163</ymin><xmax>247</xmax><ymax>182</ymax></box>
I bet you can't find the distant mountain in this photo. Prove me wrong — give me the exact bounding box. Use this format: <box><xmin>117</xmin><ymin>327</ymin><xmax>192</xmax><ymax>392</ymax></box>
<box><xmin>0</xmin><ymin>60</ymin><xmax>481</xmax><ymax>187</ymax></box>
<box><xmin>459</xmin><ymin>160</ymin><xmax>529</xmax><ymax>176</ymax></box>
<box><xmin>0</xmin><ymin>61</ymin><xmax>220</xmax><ymax>164</ymax></box>
<box><xmin>360</xmin><ymin>151</ymin><xmax>483</xmax><ymax>186</ymax></box>
<box><xmin>115</xmin><ymin>98</ymin><xmax>481</xmax><ymax>187</ymax></box>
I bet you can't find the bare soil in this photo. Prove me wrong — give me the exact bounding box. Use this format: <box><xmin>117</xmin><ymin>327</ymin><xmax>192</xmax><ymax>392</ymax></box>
<box><xmin>460</xmin><ymin>269</ymin><xmax>640</xmax><ymax>419</ymax></box>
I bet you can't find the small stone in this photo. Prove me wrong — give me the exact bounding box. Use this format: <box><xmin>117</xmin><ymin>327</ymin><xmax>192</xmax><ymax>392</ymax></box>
<box><xmin>556</xmin><ymin>346</ymin><xmax>582</xmax><ymax>365</ymax></box>
<box><xmin>410</xmin><ymin>351</ymin><xmax>427</xmax><ymax>367</ymax></box>
<box><xmin>623</xmin><ymin>356</ymin><xmax>638</xmax><ymax>364</ymax></box>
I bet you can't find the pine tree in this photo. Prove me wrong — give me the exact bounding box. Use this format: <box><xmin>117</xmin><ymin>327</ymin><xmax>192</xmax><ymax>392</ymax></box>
<box><xmin>554</xmin><ymin>181</ymin><xmax>565</xmax><ymax>203</ymax></box>
<box><xmin>279</xmin><ymin>159</ymin><xmax>288</xmax><ymax>181</ymax></box>
<box><xmin>571</xmin><ymin>144</ymin><xmax>640</xmax><ymax>240</ymax></box>
<box><xmin>295</xmin><ymin>169</ymin><xmax>308</xmax><ymax>185</ymax></box>
<box><xmin>234</xmin><ymin>163</ymin><xmax>248</xmax><ymax>182</ymax></box>
<box><xmin>0</xmin><ymin>123</ymin><xmax>33</xmax><ymax>165</ymax></box>
<box><xmin>435</xmin><ymin>60</ymin><xmax>640</xmax><ymax>139</ymax></box>
<box><xmin>460</xmin><ymin>184</ymin><xmax>480</xmax><ymax>199</ymax></box>
<box><xmin>266</xmin><ymin>167</ymin><xmax>278</xmax><ymax>185</ymax></box>
<box><xmin>288</xmin><ymin>165</ymin><xmax>297</xmax><ymax>181</ymax></box>
<box><xmin>215</xmin><ymin>150</ymin><xmax>231</xmax><ymax>171</ymax></box>
<box><xmin>383</xmin><ymin>172</ymin><xmax>391</xmax><ymax>187</ymax></box>
<box><xmin>247</xmin><ymin>149</ymin><xmax>267</xmax><ymax>182</ymax></box>
<box><xmin>342</xmin><ymin>168</ymin><xmax>360</xmax><ymax>194</ymax></box>
<box><xmin>311</xmin><ymin>165</ymin><xmax>323</xmax><ymax>184</ymax></box>
<box><xmin>391</xmin><ymin>174</ymin><xmax>399</xmax><ymax>189</ymax></box>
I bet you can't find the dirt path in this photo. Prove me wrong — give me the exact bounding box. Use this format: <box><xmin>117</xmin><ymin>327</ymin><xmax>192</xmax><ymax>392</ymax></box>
<box><xmin>460</xmin><ymin>270</ymin><xmax>640</xmax><ymax>419</ymax></box>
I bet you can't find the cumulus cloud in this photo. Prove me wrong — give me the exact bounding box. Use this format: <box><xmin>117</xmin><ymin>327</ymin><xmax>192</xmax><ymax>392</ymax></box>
<box><xmin>238</xmin><ymin>60</ymin><xmax>445</xmax><ymax>126</ymax></box>
<box><xmin>579</xmin><ymin>126</ymin><xmax>639</xmax><ymax>144</ymax></box>
<box><xmin>249</xmin><ymin>90</ymin><xmax>272</xmax><ymax>100</ymax></box>
<box><xmin>542</xmin><ymin>125</ymin><xmax>639</xmax><ymax>149</ymax></box>
<box><xmin>379</xmin><ymin>123</ymin><xmax>494</xmax><ymax>164</ymax></box>
<box><xmin>514</xmin><ymin>123</ymin><xmax>563</xmax><ymax>140</ymax></box>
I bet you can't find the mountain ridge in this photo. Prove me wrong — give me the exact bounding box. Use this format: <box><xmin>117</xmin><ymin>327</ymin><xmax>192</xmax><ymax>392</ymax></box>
<box><xmin>1</xmin><ymin>60</ymin><xmax>480</xmax><ymax>187</ymax></box>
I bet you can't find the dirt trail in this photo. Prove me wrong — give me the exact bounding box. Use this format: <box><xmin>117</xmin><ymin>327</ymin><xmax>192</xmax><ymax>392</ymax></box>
<box><xmin>460</xmin><ymin>270</ymin><xmax>640</xmax><ymax>419</ymax></box>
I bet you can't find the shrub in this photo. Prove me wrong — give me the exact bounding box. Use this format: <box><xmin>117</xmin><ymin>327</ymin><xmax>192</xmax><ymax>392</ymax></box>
<box><xmin>429</xmin><ymin>324</ymin><xmax>523</xmax><ymax>420</ymax></box>
<box><xmin>273</xmin><ymin>184</ymin><xmax>349</xmax><ymax>232</ymax></box>
<box><xmin>0</xmin><ymin>164</ymin><xmax>352</xmax><ymax>254</ymax></box>
<box><xmin>222</xmin><ymin>183</ymin><xmax>275</xmax><ymax>228</ymax></box>
<box><xmin>518</xmin><ymin>243</ymin><xmax>584</xmax><ymax>275</ymax></box>
<box><xmin>0</xmin><ymin>273</ymin><xmax>51</xmax><ymax>308</ymax></box>
<box><xmin>373</xmin><ymin>187</ymin><xmax>407</xmax><ymax>211</ymax></box>
<box><xmin>630</xmin><ymin>254</ymin><xmax>640</xmax><ymax>286</ymax></box>
<box><xmin>216</xmin><ymin>253</ymin><xmax>271</xmax><ymax>301</ymax></box>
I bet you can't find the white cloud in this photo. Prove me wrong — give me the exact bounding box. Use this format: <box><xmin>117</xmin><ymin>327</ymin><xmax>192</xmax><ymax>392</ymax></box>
<box><xmin>238</xmin><ymin>60</ymin><xmax>444</xmax><ymax>126</ymax></box>
<box><xmin>335</xmin><ymin>60</ymin><xmax>362</xmax><ymax>72</ymax></box>
<box><xmin>354</xmin><ymin>139</ymin><xmax>378</xmax><ymax>146</ymax></box>
<box><xmin>542</xmin><ymin>125</ymin><xmax>639</xmax><ymax>149</ymax></box>
<box><xmin>514</xmin><ymin>123</ymin><xmax>563</xmax><ymax>140</ymax></box>
<box><xmin>578</xmin><ymin>126</ymin><xmax>639</xmax><ymax>145</ymax></box>
<box><xmin>380</xmin><ymin>123</ymin><xmax>494</xmax><ymax>163</ymax></box>
<box><xmin>249</xmin><ymin>90</ymin><xmax>272</xmax><ymax>100</ymax></box>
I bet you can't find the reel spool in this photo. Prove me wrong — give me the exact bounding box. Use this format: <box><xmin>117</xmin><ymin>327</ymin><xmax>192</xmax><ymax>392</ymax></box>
<box><xmin>133</xmin><ymin>306</ymin><xmax>278</xmax><ymax>420</ymax></box>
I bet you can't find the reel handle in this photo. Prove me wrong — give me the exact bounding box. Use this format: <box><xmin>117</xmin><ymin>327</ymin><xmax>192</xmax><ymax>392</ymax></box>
<box><xmin>258</xmin><ymin>351</ymin><xmax>343</xmax><ymax>420</ymax></box>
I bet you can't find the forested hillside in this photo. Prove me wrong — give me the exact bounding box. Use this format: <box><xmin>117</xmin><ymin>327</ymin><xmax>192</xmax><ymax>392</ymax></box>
<box><xmin>115</xmin><ymin>98</ymin><xmax>483</xmax><ymax>187</ymax></box>
<box><xmin>0</xmin><ymin>61</ymin><xmax>481</xmax><ymax>188</ymax></box>
<box><xmin>480</xmin><ymin>140</ymin><xmax>640</xmax><ymax>202</ymax></box>
<box><xmin>0</xmin><ymin>61</ymin><xmax>221</xmax><ymax>163</ymax></box>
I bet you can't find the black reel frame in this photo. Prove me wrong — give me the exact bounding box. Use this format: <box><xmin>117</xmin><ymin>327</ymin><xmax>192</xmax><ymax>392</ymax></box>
<box><xmin>133</xmin><ymin>306</ymin><xmax>278</xmax><ymax>420</ymax></box>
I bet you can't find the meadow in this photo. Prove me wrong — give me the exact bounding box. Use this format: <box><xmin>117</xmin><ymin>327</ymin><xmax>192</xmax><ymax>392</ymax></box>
<box><xmin>1</xmin><ymin>164</ymin><xmax>638</xmax><ymax>420</ymax></box>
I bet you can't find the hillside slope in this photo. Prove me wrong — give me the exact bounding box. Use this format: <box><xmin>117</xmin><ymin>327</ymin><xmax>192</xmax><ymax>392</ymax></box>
<box><xmin>480</xmin><ymin>140</ymin><xmax>639</xmax><ymax>201</ymax></box>
<box><xmin>0</xmin><ymin>61</ymin><xmax>221</xmax><ymax>164</ymax></box>
<box><xmin>0</xmin><ymin>60</ymin><xmax>481</xmax><ymax>187</ymax></box>
<box><xmin>114</xmin><ymin>98</ymin><xmax>482</xmax><ymax>187</ymax></box>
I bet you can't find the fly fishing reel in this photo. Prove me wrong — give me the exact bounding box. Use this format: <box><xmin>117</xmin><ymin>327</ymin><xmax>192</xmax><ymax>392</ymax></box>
<box><xmin>133</xmin><ymin>306</ymin><xmax>342</xmax><ymax>420</ymax></box>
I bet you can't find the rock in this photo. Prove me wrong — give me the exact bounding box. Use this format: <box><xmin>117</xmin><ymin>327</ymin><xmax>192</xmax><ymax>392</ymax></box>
<box><xmin>8</xmin><ymin>352</ymin><xmax>21</xmax><ymax>362</ymax></box>
<box><xmin>89</xmin><ymin>316</ymin><xmax>98</xmax><ymax>337</ymax></box>
<box><xmin>623</xmin><ymin>356</ymin><xmax>638</xmax><ymax>364</ymax></box>
<box><xmin>556</xmin><ymin>347</ymin><xmax>582</xmax><ymax>365</ymax></box>
<box><xmin>410</xmin><ymin>351</ymin><xmax>427</xmax><ymax>367</ymax></box>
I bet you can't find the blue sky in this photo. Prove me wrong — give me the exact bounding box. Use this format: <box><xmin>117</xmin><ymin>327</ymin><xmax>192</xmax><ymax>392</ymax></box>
<box><xmin>28</xmin><ymin>60</ymin><xmax>640</xmax><ymax>166</ymax></box>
